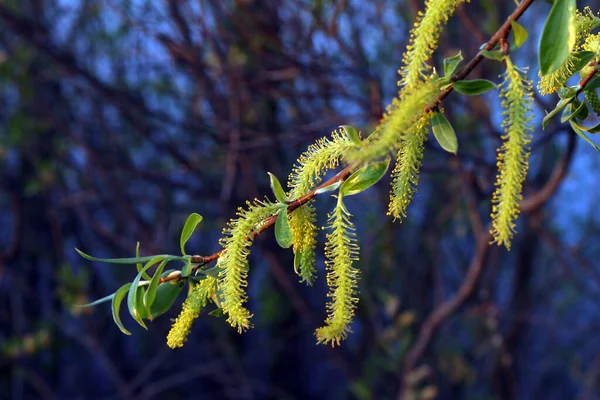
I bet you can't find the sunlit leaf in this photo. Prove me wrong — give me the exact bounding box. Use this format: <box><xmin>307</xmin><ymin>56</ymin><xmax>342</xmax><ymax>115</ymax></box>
<box><xmin>443</xmin><ymin>51</ymin><xmax>463</xmax><ymax>77</ymax></box>
<box><xmin>180</xmin><ymin>213</ymin><xmax>203</xmax><ymax>255</ymax></box>
<box><xmin>431</xmin><ymin>111</ymin><xmax>458</xmax><ymax>154</ymax></box>
<box><xmin>112</xmin><ymin>283</ymin><xmax>133</xmax><ymax>335</ymax></box>
<box><xmin>510</xmin><ymin>20</ymin><xmax>528</xmax><ymax>50</ymax></box>
<box><xmin>267</xmin><ymin>172</ymin><xmax>288</xmax><ymax>203</ymax></box>
<box><xmin>339</xmin><ymin>159</ymin><xmax>390</xmax><ymax>197</ymax></box>
<box><xmin>452</xmin><ymin>79</ymin><xmax>497</xmax><ymax>95</ymax></box>
<box><xmin>539</xmin><ymin>0</ymin><xmax>576</xmax><ymax>75</ymax></box>
<box><xmin>275</xmin><ymin>207</ymin><xmax>293</xmax><ymax>248</ymax></box>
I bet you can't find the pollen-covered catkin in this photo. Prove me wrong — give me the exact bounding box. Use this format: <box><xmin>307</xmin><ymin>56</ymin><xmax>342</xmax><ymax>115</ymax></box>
<box><xmin>401</xmin><ymin>0</ymin><xmax>469</xmax><ymax>87</ymax></box>
<box><xmin>491</xmin><ymin>57</ymin><xmax>533</xmax><ymax>249</ymax></box>
<box><xmin>315</xmin><ymin>198</ymin><xmax>360</xmax><ymax>346</ymax></box>
<box><xmin>388</xmin><ymin>115</ymin><xmax>430</xmax><ymax>221</ymax></box>
<box><xmin>287</xmin><ymin>130</ymin><xmax>355</xmax><ymax>284</ymax></box>
<box><xmin>167</xmin><ymin>277</ymin><xmax>217</xmax><ymax>348</ymax></box>
<box><xmin>380</xmin><ymin>0</ymin><xmax>465</xmax><ymax>220</ymax></box>
<box><xmin>218</xmin><ymin>199</ymin><xmax>280</xmax><ymax>332</ymax></box>
<box><xmin>585</xmin><ymin>89</ymin><xmax>600</xmax><ymax>115</ymax></box>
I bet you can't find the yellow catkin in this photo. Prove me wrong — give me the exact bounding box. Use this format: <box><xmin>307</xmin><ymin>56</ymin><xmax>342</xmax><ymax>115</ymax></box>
<box><xmin>287</xmin><ymin>130</ymin><xmax>355</xmax><ymax>284</ymax></box>
<box><xmin>373</xmin><ymin>0</ymin><xmax>465</xmax><ymax>218</ymax></box>
<box><xmin>491</xmin><ymin>57</ymin><xmax>533</xmax><ymax>250</ymax></box>
<box><xmin>401</xmin><ymin>0</ymin><xmax>469</xmax><ymax>88</ymax></box>
<box><xmin>349</xmin><ymin>78</ymin><xmax>439</xmax><ymax>163</ymax></box>
<box><xmin>387</xmin><ymin>115</ymin><xmax>430</xmax><ymax>221</ymax></box>
<box><xmin>166</xmin><ymin>277</ymin><xmax>217</xmax><ymax>348</ymax></box>
<box><xmin>315</xmin><ymin>198</ymin><xmax>360</xmax><ymax>347</ymax></box>
<box><xmin>218</xmin><ymin>199</ymin><xmax>279</xmax><ymax>332</ymax></box>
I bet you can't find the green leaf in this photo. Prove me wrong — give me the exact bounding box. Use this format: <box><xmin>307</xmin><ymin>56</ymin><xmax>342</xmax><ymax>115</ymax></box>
<box><xmin>209</xmin><ymin>308</ymin><xmax>224</xmax><ymax>317</ymax></box>
<box><xmin>136</xmin><ymin>287</ymin><xmax>150</xmax><ymax>319</ymax></box>
<box><xmin>275</xmin><ymin>207</ymin><xmax>293</xmax><ymax>248</ymax></box>
<box><xmin>198</xmin><ymin>265</ymin><xmax>221</xmax><ymax>279</ymax></box>
<box><xmin>339</xmin><ymin>125</ymin><xmax>362</xmax><ymax>145</ymax></box>
<box><xmin>570</xmin><ymin>119</ymin><xmax>600</xmax><ymax>134</ymax></box>
<box><xmin>127</xmin><ymin>256</ymin><xmax>165</xmax><ymax>329</ymax></box>
<box><xmin>479</xmin><ymin>49</ymin><xmax>505</xmax><ymax>61</ymax></box>
<box><xmin>143</xmin><ymin>260</ymin><xmax>168</xmax><ymax>319</ymax></box>
<box><xmin>180</xmin><ymin>213</ymin><xmax>203</xmax><ymax>255</ymax></box>
<box><xmin>181</xmin><ymin>258</ymin><xmax>193</xmax><ymax>277</ymax></box>
<box><xmin>314</xmin><ymin>181</ymin><xmax>342</xmax><ymax>195</ymax></box>
<box><xmin>542</xmin><ymin>96</ymin><xmax>575</xmax><ymax>129</ymax></box>
<box><xmin>443</xmin><ymin>51</ymin><xmax>463</xmax><ymax>77</ymax></box>
<box><xmin>75</xmin><ymin>248</ymin><xmax>183</xmax><ymax>264</ymax></box>
<box><xmin>135</xmin><ymin>242</ymin><xmax>152</xmax><ymax>281</ymax></box>
<box><xmin>340</xmin><ymin>159</ymin><xmax>390</xmax><ymax>197</ymax></box>
<box><xmin>452</xmin><ymin>79</ymin><xmax>497</xmax><ymax>95</ymax></box>
<box><xmin>76</xmin><ymin>293</ymin><xmax>115</xmax><ymax>308</ymax></box>
<box><xmin>539</xmin><ymin>0</ymin><xmax>576</xmax><ymax>76</ymax></box>
<box><xmin>112</xmin><ymin>283</ymin><xmax>133</xmax><ymax>335</ymax></box>
<box><xmin>510</xmin><ymin>20</ymin><xmax>528</xmax><ymax>50</ymax></box>
<box><xmin>149</xmin><ymin>281</ymin><xmax>184</xmax><ymax>318</ymax></box>
<box><xmin>570</xmin><ymin>120</ymin><xmax>600</xmax><ymax>152</ymax></box>
<box><xmin>267</xmin><ymin>172</ymin><xmax>288</xmax><ymax>203</ymax></box>
<box><xmin>572</xmin><ymin>51</ymin><xmax>596</xmax><ymax>74</ymax></box>
<box><xmin>566</xmin><ymin>99</ymin><xmax>589</xmax><ymax>122</ymax></box>
<box><xmin>431</xmin><ymin>111</ymin><xmax>458</xmax><ymax>154</ymax></box>
<box><xmin>582</xmin><ymin>73</ymin><xmax>600</xmax><ymax>91</ymax></box>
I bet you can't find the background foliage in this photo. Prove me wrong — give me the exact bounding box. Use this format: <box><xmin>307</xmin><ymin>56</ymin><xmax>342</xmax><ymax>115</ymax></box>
<box><xmin>2</xmin><ymin>0</ymin><xmax>600</xmax><ymax>399</ymax></box>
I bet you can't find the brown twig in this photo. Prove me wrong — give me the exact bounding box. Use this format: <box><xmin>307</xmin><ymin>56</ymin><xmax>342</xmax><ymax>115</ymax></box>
<box><xmin>576</xmin><ymin>62</ymin><xmax>600</xmax><ymax>95</ymax></box>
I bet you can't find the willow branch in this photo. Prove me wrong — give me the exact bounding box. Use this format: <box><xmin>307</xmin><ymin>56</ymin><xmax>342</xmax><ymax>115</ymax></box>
<box><xmin>160</xmin><ymin>0</ymin><xmax>536</xmax><ymax>285</ymax></box>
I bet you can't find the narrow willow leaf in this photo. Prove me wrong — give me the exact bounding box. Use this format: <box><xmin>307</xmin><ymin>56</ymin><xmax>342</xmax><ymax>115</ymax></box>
<box><xmin>181</xmin><ymin>258</ymin><xmax>193</xmax><ymax>277</ymax></box>
<box><xmin>150</xmin><ymin>281</ymin><xmax>184</xmax><ymax>318</ymax></box>
<box><xmin>208</xmin><ymin>308</ymin><xmax>224</xmax><ymax>317</ymax></box>
<box><xmin>479</xmin><ymin>49</ymin><xmax>505</xmax><ymax>61</ymax></box>
<box><xmin>127</xmin><ymin>256</ymin><xmax>165</xmax><ymax>329</ymax></box>
<box><xmin>180</xmin><ymin>213</ymin><xmax>203</xmax><ymax>255</ymax></box>
<box><xmin>135</xmin><ymin>242</ymin><xmax>150</xmax><ymax>280</ymax></box>
<box><xmin>275</xmin><ymin>208</ymin><xmax>293</xmax><ymax>248</ymax></box>
<box><xmin>510</xmin><ymin>20</ymin><xmax>528</xmax><ymax>50</ymax></box>
<box><xmin>75</xmin><ymin>248</ymin><xmax>183</xmax><ymax>264</ymax></box>
<box><xmin>314</xmin><ymin>181</ymin><xmax>342</xmax><ymax>195</ymax></box>
<box><xmin>267</xmin><ymin>172</ymin><xmax>288</xmax><ymax>203</ymax></box>
<box><xmin>542</xmin><ymin>96</ymin><xmax>575</xmax><ymax>129</ymax></box>
<box><xmin>76</xmin><ymin>293</ymin><xmax>115</xmax><ymax>308</ymax></box>
<box><xmin>136</xmin><ymin>287</ymin><xmax>150</xmax><ymax>319</ymax></box>
<box><xmin>339</xmin><ymin>159</ymin><xmax>390</xmax><ymax>197</ymax></box>
<box><xmin>339</xmin><ymin>125</ymin><xmax>362</xmax><ymax>145</ymax></box>
<box><xmin>143</xmin><ymin>260</ymin><xmax>168</xmax><ymax>319</ymax></box>
<box><xmin>431</xmin><ymin>111</ymin><xmax>458</xmax><ymax>154</ymax></box>
<box><xmin>443</xmin><ymin>51</ymin><xmax>463</xmax><ymax>77</ymax></box>
<box><xmin>560</xmin><ymin>100</ymin><xmax>588</xmax><ymax>123</ymax></box>
<box><xmin>570</xmin><ymin>120</ymin><xmax>600</xmax><ymax>152</ymax></box>
<box><xmin>112</xmin><ymin>283</ymin><xmax>133</xmax><ymax>335</ymax></box>
<box><xmin>539</xmin><ymin>0</ymin><xmax>576</xmax><ymax>75</ymax></box>
<box><xmin>452</xmin><ymin>79</ymin><xmax>497</xmax><ymax>95</ymax></box>
<box><xmin>571</xmin><ymin>119</ymin><xmax>600</xmax><ymax>134</ymax></box>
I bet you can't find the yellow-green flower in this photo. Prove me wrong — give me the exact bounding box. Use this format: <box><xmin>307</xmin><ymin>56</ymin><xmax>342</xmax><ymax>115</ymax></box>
<box><xmin>388</xmin><ymin>115</ymin><xmax>430</xmax><ymax>221</ymax></box>
<box><xmin>287</xmin><ymin>130</ymin><xmax>355</xmax><ymax>284</ymax></box>
<box><xmin>491</xmin><ymin>57</ymin><xmax>533</xmax><ymax>250</ymax></box>
<box><xmin>315</xmin><ymin>198</ymin><xmax>360</xmax><ymax>346</ymax></box>
<box><xmin>218</xmin><ymin>199</ymin><xmax>279</xmax><ymax>332</ymax></box>
<box><xmin>167</xmin><ymin>277</ymin><xmax>217</xmax><ymax>348</ymax></box>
